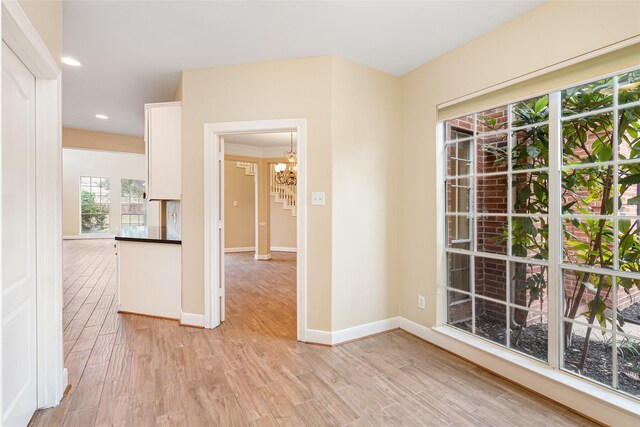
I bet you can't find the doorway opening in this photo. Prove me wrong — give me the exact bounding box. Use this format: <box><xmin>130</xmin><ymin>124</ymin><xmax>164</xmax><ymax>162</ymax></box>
<box><xmin>222</xmin><ymin>132</ymin><xmax>299</xmax><ymax>339</ymax></box>
<box><xmin>204</xmin><ymin>119</ymin><xmax>307</xmax><ymax>341</ymax></box>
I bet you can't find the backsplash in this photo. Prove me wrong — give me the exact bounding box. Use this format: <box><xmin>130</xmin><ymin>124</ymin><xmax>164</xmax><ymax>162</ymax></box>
<box><xmin>165</xmin><ymin>201</ymin><xmax>181</xmax><ymax>239</ymax></box>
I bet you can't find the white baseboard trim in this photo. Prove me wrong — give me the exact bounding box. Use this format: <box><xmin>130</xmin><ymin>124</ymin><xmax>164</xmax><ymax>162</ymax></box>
<box><xmin>332</xmin><ymin>316</ymin><xmax>400</xmax><ymax>345</ymax></box>
<box><xmin>62</xmin><ymin>367</ymin><xmax>69</xmax><ymax>393</ymax></box>
<box><xmin>270</xmin><ymin>246</ymin><xmax>297</xmax><ymax>253</ymax></box>
<box><xmin>255</xmin><ymin>253</ymin><xmax>272</xmax><ymax>260</ymax></box>
<box><xmin>304</xmin><ymin>329</ymin><xmax>333</xmax><ymax>345</ymax></box>
<box><xmin>305</xmin><ymin>316</ymin><xmax>400</xmax><ymax>346</ymax></box>
<box><xmin>225</xmin><ymin>247</ymin><xmax>255</xmax><ymax>253</ymax></box>
<box><xmin>63</xmin><ymin>234</ymin><xmax>114</xmax><ymax>240</ymax></box>
<box><xmin>180</xmin><ymin>312</ymin><xmax>205</xmax><ymax>328</ymax></box>
<box><xmin>399</xmin><ymin>317</ymin><xmax>640</xmax><ymax>426</ymax></box>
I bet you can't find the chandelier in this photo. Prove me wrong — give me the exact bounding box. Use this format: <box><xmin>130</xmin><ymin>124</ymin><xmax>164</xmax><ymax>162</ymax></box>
<box><xmin>274</xmin><ymin>132</ymin><xmax>297</xmax><ymax>186</ymax></box>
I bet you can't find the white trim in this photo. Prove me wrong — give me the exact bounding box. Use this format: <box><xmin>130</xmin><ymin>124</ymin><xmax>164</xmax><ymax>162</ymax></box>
<box><xmin>63</xmin><ymin>234</ymin><xmax>114</xmax><ymax>240</ymax></box>
<box><xmin>62</xmin><ymin>146</ymin><xmax>145</xmax><ymax>156</ymax></box>
<box><xmin>179</xmin><ymin>312</ymin><xmax>205</xmax><ymax>328</ymax></box>
<box><xmin>1</xmin><ymin>0</ymin><xmax>65</xmax><ymax>413</ymax></box>
<box><xmin>437</xmin><ymin>35</ymin><xmax>640</xmax><ymax>110</ymax></box>
<box><xmin>145</xmin><ymin>101</ymin><xmax>181</xmax><ymax>108</ymax></box>
<box><xmin>224</xmin><ymin>246</ymin><xmax>256</xmax><ymax>253</ymax></box>
<box><xmin>1</xmin><ymin>0</ymin><xmax>59</xmax><ymax>79</ymax></box>
<box><xmin>332</xmin><ymin>317</ymin><xmax>400</xmax><ymax>345</ymax></box>
<box><xmin>270</xmin><ymin>246</ymin><xmax>296</xmax><ymax>253</ymax></box>
<box><xmin>204</xmin><ymin>119</ymin><xmax>308</xmax><ymax>341</ymax></box>
<box><xmin>305</xmin><ymin>317</ymin><xmax>401</xmax><ymax>346</ymax></box>
<box><xmin>254</xmin><ymin>253</ymin><xmax>272</xmax><ymax>260</ymax></box>
<box><xmin>225</xmin><ymin>142</ymin><xmax>289</xmax><ymax>159</ymax></box>
<box><xmin>304</xmin><ymin>329</ymin><xmax>333</xmax><ymax>346</ymax></box>
<box><xmin>399</xmin><ymin>318</ymin><xmax>640</xmax><ymax>425</ymax></box>
<box><xmin>435</xmin><ymin>123</ymin><xmax>447</xmax><ymax>326</ymax></box>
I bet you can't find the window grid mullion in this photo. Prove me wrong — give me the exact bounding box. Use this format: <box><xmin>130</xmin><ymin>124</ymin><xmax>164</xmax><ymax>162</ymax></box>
<box><xmin>612</xmin><ymin>75</ymin><xmax>620</xmax><ymax>390</ymax></box>
<box><xmin>506</xmin><ymin>104</ymin><xmax>513</xmax><ymax>350</ymax></box>
<box><xmin>547</xmin><ymin>91</ymin><xmax>562</xmax><ymax>370</ymax></box>
<box><xmin>444</xmin><ymin>68</ymin><xmax>640</xmax><ymax>400</ymax></box>
<box><xmin>471</xmin><ymin>113</ymin><xmax>478</xmax><ymax>335</ymax></box>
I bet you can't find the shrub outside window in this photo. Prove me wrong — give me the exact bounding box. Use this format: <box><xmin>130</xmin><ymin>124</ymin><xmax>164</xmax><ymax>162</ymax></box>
<box><xmin>80</xmin><ymin>176</ymin><xmax>110</xmax><ymax>233</ymax></box>
<box><xmin>443</xmin><ymin>67</ymin><xmax>640</xmax><ymax>399</ymax></box>
<box><xmin>121</xmin><ymin>179</ymin><xmax>147</xmax><ymax>227</ymax></box>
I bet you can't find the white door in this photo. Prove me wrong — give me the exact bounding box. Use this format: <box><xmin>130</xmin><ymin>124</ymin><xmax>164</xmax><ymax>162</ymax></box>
<box><xmin>2</xmin><ymin>42</ymin><xmax>38</xmax><ymax>427</ymax></box>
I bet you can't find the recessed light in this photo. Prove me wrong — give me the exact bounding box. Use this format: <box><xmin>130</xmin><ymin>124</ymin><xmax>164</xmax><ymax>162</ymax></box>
<box><xmin>95</xmin><ymin>114</ymin><xmax>109</xmax><ymax>120</ymax></box>
<box><xmin>62</xmin><ymin>57</ymin><xmax>81</xmax><ymax>67</ymax></box>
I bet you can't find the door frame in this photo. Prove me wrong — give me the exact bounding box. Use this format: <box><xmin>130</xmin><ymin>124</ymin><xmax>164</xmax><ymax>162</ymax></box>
<box><xmin>1</xmin><ymin>0</ymin><xmax>65</xmax><ymax>413</ymax></box>
<box><xmin>204</xmin><ymin>119</ymin><xmax>307</xmax><ymax>341</ymax></box>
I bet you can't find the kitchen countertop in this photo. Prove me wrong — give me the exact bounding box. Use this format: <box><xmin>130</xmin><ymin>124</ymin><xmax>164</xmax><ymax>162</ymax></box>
<box><xmin>115</xmin><ymin>226</ymin><xmax>181</xmax><ymax>244</ymax></box>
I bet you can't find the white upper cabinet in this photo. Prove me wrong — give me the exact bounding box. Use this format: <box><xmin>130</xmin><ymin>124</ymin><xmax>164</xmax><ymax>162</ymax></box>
<box><xmin>145</xmin><ymin>102</ymin><xmax>181</xmax><ymax>200</ymax></box>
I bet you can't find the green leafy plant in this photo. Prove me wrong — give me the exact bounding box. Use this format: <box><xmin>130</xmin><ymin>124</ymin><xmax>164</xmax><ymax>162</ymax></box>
<box><xmin>503</xmin><ymin>77</ymin><xmax>640</xmax><ymax>373</ymax></box>
<box><xmin>81</xmin><ymin>184</ymin><xmax>109</xmax><ymax>233</ymax></box>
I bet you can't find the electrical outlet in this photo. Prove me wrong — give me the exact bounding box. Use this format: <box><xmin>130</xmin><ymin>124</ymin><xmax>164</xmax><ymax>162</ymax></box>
<box><xmin>311</xmin><ymin>192</ymin><xmax>326</xmax><ymax>206</ymax></box>
<box><xmin>418</xmin><ymin>295</ymin><xmax>426</xmax><ymax>310</ymax></box>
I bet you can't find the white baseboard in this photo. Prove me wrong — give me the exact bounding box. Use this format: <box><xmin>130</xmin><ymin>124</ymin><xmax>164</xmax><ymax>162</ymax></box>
<box><xmin>270</xmin><ymin>246</ymin><xmax>297</xmax><ymax>253</ymax></box>
<box><xmin>63</xmin><ymin>234</ymin><xmax>114</xmax><ymax>240</ymax></box>
<box><xmin>62</xmin><ymin>367</ymin><xmax>68</xmax><ymax>393</ymax></box>
<box><xmin>398</xmin><ymin>317</ymin><xmax>640</xmax><ymax>426</ymax></box>
<box><xmin>225</xmin><ymin>247</ymin><xmax>255</xmax><ymax>253</ymax></box>
<box><xmin>332</xmin><ymin>316</ymin><xmax>400</xmax><ymax>345</ymax></box>
<box><xmin>180</xmin><ymin>312</ymin><xmax>205</xmax><ymax>328</ymax></box>
<box><xmin>255</xmin><ymin>253</ymin><xmax>272</xmax><ymax>260</ymax></box>
<box><xmin>305</xmin><ymin>316</ymin><xmax>400</xmax><ymax>346</ymax></box>
<box><xmin>304</xmin><ymin>329</ymin><xmax>333</xmax><ymax>345</ymax></box>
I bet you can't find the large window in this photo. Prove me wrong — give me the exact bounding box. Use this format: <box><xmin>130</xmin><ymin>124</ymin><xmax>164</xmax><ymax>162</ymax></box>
<box><xmin>444</xmin><ymin>67</ymin><xmax>640</xmax><ymax>399</ymax></box>
<box><xmin>80</xmin><ymin>176</ymin><xmax>110</xmax><ymax>233</ymax></box>
<box><xmin>121</xmin><ymin>179</ymin><xmax>147</xmax><ymax>226</ymax></box>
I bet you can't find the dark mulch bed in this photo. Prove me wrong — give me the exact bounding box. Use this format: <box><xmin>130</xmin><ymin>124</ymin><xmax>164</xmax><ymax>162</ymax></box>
<box><xmin>451</xmin><ymin>315</ymin><xmax>640</xmax><ymax>397</ymax></box>
<box><xmin>621</xmin><ymin>301</ymin><xmax>640</xmax><ymax>325</ymax></box>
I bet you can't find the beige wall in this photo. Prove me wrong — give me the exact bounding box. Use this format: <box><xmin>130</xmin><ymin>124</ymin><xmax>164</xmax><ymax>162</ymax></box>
<box><xmin>331</xmin><ymin>57</ymin><xmax>401</xmax><ymax>330</ymax></box>
<box><xmin>399</xmin><ymin>0</ymin><xmax>640</xmax><ymax>327</ymax></box>
<box><xmin>224</xmin><ymin>160</ymin><xmax>256</xmax><ymax>249</ymax></box>
<box><xmin>63</xmin><ymin>127</ymin><xmax>145</xmax><ymax>154</ymax></box>
<box><xmin>270</xmin><ymin>196</ymin><xmax>296</xmax><ymax>249</ymax></box>
<box><xmin>181</xmin><ymin>57</ymin><xmax>334</xmax><ymax>329</ymax></box>
<box><xmin>182</xmin><ymin>57</ymin><xmax>403</xmax><ymax>331</ymax></box>
<box><xmin>179</xmin><ymin>0</ymin><xmax>639</xmax><ymax>333</ymax></box>
<box><xmin>19</xmin><ymin>0</ymin><xmax>62</xmax><ymax>65</ymax></box>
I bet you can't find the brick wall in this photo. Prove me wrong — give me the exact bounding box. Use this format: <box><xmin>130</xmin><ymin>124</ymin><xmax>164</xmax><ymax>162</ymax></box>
<box><xmin>447</xmin><ymin>105</ymin><xmax>640</xmax><ymax>329</ymax></box>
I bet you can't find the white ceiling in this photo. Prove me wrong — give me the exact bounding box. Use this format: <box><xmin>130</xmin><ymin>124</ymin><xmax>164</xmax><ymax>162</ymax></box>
<box><xmin>62</xmin><ymin>0</ymin><xmax>542</xmax><ymax>137</ymax></box>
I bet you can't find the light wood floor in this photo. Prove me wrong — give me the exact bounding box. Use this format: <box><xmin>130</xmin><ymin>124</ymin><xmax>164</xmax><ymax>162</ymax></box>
<box><xmin>29</xmin><ymin>239</ymin><xmax>596</xmax><ymax>426</ymax></box>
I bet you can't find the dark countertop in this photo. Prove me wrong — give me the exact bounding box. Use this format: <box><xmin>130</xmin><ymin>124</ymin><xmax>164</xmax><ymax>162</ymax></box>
<box><xmin>115</xmin><ymin>226</ymin><xmax>181</xmax><ymax>245</ymax></box>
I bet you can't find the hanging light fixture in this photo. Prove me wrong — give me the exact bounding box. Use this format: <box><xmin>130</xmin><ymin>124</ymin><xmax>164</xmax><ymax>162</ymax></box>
<box><xmin>274</xmin><ymin>132</ymin><xmax>297</xmax><ymax>186</ymax></box>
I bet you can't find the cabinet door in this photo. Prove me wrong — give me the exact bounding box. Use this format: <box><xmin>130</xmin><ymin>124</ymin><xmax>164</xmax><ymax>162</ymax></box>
<box><xmin>147</xmin><ymin>104</ymin><xmax>181</xmax><ymax>200</ymax></box>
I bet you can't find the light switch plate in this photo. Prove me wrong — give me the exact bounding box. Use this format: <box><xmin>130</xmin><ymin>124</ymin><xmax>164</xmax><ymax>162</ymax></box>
<box><xmin>311</xmin><ymin>192</ymin><xmax>326</xmax><ymax>206</ymax></box>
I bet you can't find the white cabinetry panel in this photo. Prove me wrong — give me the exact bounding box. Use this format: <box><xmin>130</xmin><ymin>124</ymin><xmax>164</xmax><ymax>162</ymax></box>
<box><xmin>118</xmin><ymin>241</ymin><xmax>181</xmax><ymax>319</ymax></box>
<box><xmin>145</xmin><ymin>102</ymin><xmax>181</xmax><ymax>200</ymax></box>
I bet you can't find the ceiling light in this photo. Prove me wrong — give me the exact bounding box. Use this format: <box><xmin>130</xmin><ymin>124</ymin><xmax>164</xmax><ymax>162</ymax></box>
<box><xmin>95</xmin><ymin>114</ymin><xmax>109</xmax><ymax>120</ymax></box>
<box><xmin>274</xmin><ymin>132</ymin><xmax>297</xmax><ymax>186</ymax></box>
<box><xmin>62</xmin><ymin>57</ymin><xmax>81</xmax><ymax>67</ymax></box>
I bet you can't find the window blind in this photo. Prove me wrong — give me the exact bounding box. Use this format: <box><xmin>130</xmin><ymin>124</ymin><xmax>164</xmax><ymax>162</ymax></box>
<box><xmin>438</xmin><ymin>42</ymin><xmax>640</xmax><ymax>122</ymax></box>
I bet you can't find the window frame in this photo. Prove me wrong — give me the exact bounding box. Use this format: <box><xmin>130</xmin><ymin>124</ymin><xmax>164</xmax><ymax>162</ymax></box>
<box><xmin>120</xmin><ymin>178</ymin><xmax>147</xmax><ymax>227</ymax></box>
<box><xmin>79</xmin><ymin>176</ymin><xmax>110</xmax><ymax>234</ymax></box>
<box><xmin>439</xmin><ymin>66</ymin><xmax>640</xmax><ymax>401</ymax></box>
